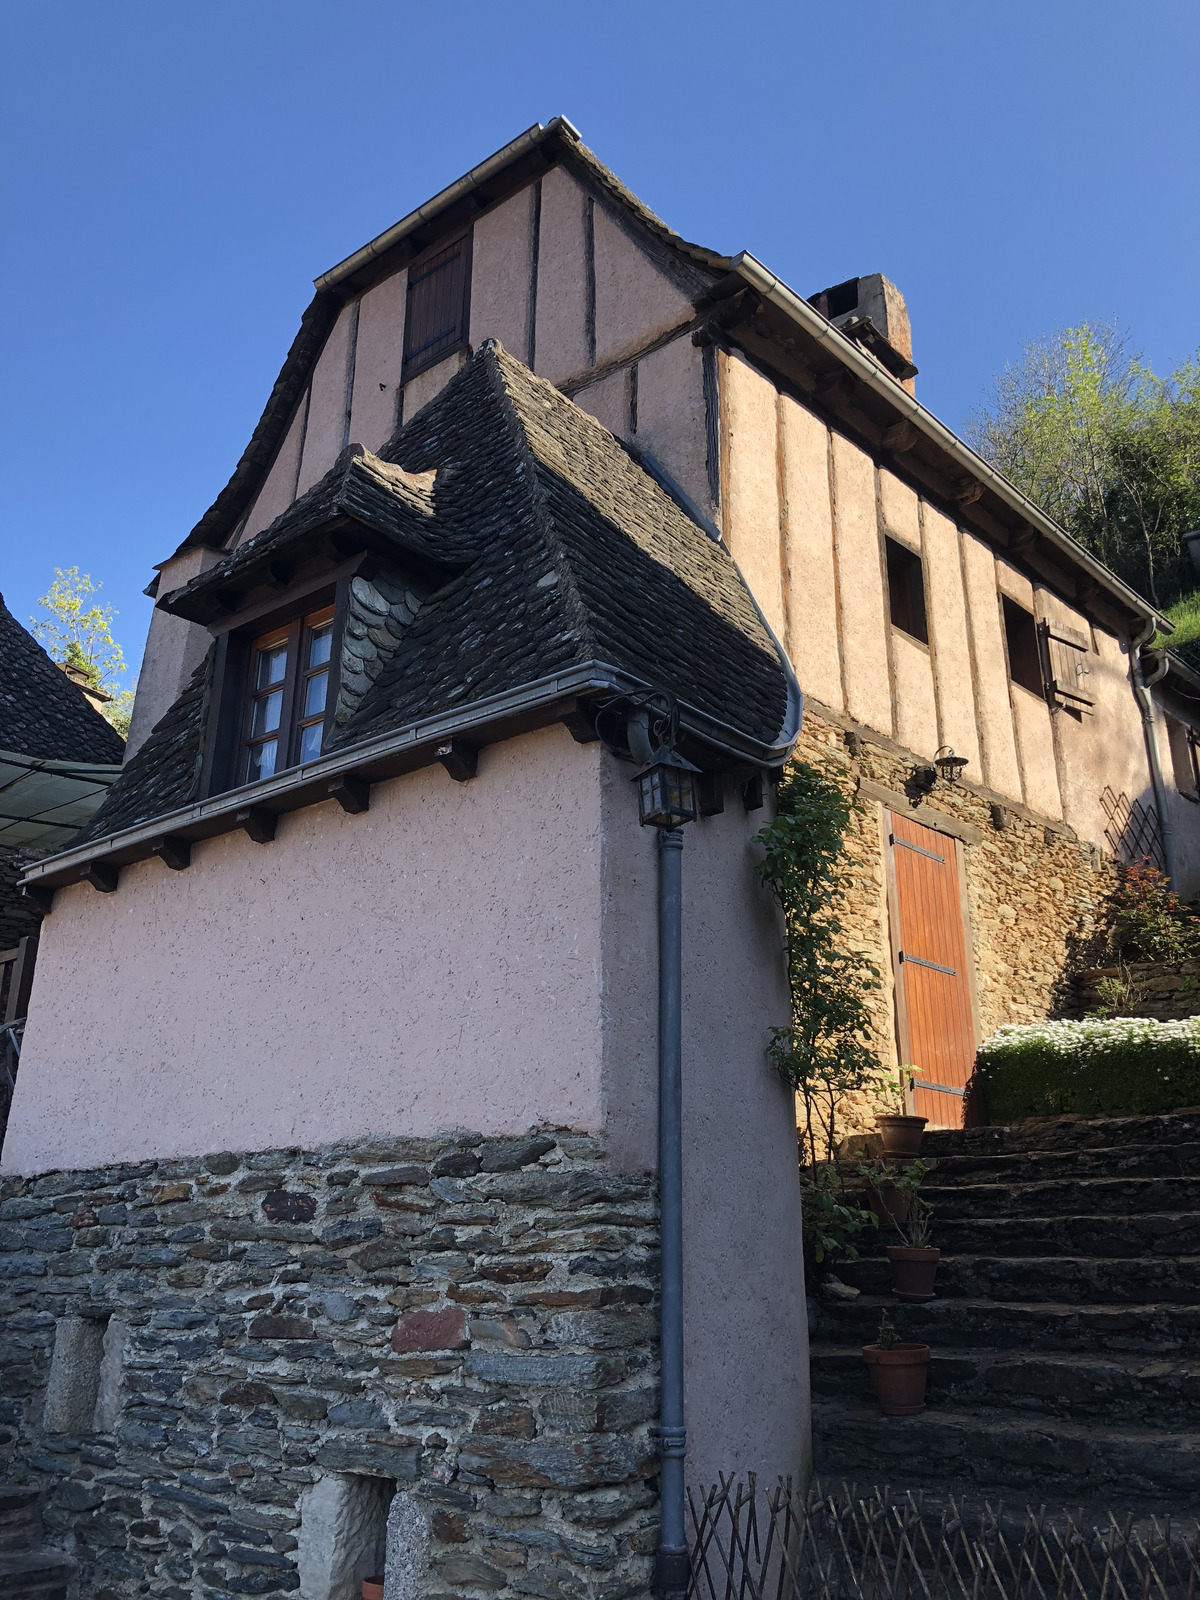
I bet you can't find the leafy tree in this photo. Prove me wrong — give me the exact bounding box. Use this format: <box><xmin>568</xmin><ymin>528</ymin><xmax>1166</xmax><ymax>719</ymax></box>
<box><xmin>968</xmin><ymin>324</ymin><xmax>1200</xmax><ymax>609</ymax></box>
<box><xmin>31</xmin><ymin>567</ymin><xmax>135</xmax><ymax>738</ymax></box>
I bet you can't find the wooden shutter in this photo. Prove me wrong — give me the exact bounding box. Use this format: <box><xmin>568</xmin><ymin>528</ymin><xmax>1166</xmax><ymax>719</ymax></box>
<box><xmin>1041</xmin><ymin>620</ymin><xmax>1094</xmax><ymax>708</ymax></box>
<box><xmin>402</xmin><ymin>233</ymin><xmax>472</xmax><ymax>382</ymax></box>
<box><xmin>885</xmin><ymin>812</ymin><xmax>978</xmax><ymax>1128</ymax></box>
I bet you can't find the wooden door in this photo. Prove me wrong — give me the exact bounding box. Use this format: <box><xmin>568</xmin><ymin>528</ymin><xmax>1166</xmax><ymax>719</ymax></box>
<box><xmin>885</xmin><ymin>812</ymin><xmax>977</xmax><ymax>1128</ymax></box>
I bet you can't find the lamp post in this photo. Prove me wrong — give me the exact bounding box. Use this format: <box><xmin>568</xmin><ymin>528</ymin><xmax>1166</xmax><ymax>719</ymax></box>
<box><xmin>632</xmin><ymin>739</ymin><xmax>699</xmax><ymax>1600</ymax></box>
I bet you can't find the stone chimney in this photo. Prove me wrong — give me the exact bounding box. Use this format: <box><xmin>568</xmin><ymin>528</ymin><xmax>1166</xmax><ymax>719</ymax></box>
<box><xmin>60</xmin><ymin>660</ymin><xmax>113</xmax><ymax>715</ymax></box>
<box><xmin>807</xmin><ymin>273</ymin><xmax>916</xmax><ymax>394</ymax></box>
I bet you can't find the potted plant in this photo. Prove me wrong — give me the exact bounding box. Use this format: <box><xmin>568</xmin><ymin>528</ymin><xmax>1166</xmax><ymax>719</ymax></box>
<box><xmin>862</xmin><ymin>1306</ymin><xmax>930</xmax><ymax>1416</ymax></box>
<box><xmin>362</xmin><ymin>1579</ymin><xmax>385</xmax><ymax>1600</ymax></box>
<box><xmin>874</xmin><ymin>1065</ymin><xmax>926</xmax><ymax>1158</ymax></box>
<box><xmin>886</xmin><ymin>1188</ymin><xmax>939</xmax><ymax>1302</ymax></box>
<box><xmin>857</xmin><ymin>1156</ymin><xmax>927</xmax><ymax>1232</ymax></box>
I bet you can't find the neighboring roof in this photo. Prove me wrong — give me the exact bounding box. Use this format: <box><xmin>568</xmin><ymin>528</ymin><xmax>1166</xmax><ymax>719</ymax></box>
<box><xmin>66</xmin><ymin>342</ymin><xmax>787</xmax><ymax>855</ymax></box>
<box><xmin>0</xmin><ymin>594</ymin><xmax>125</xmax><ymax>765</ymax></box>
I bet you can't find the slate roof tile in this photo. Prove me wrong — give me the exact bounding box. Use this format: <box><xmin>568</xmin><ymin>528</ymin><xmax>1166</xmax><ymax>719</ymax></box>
<box><xmin>0</xmin><ymin>594</ymin><xmax>125</xmax><ymax>765</ymax></box>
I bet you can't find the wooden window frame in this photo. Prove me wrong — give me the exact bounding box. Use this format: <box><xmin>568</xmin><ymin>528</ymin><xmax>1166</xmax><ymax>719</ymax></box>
<box><xmin>237</xmin><ymin>604</ymin><xmax>336</xmax><ymax>785</ymax></box>
<box><xmin>1040</xmin><ymin>618</ymin><xmax>1095</xmax><ymax>710</ymax></box>
<box><xmin>1002</xmin><ymin>596</ymin><xmax>1044</xmax><ymax>697</ymax></box>
<box><xmin>884</xmin><ymin>536</ymin><xmax>929</xmax><ymax>646</ymax></box>
<box><xmin>401</xmin><ymin>230</ymin><xmax>473</xmax><ymax>385</ymax></box>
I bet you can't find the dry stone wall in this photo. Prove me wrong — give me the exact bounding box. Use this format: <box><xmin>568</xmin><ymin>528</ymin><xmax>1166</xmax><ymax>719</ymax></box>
<box><xmin>790</xmin><ymin>708</ymin><xmax>1119</xmax><ymax>1139</ymax></box>
<box><xmin>0</xmin><ymin>1131</ymin><xmax>659</xmax><ymax>1600</ymax></box>
<box><xmin>1076</xmin><ymin>959</ymin><xmax>1200</xmax><ymax>1020</ymax></box>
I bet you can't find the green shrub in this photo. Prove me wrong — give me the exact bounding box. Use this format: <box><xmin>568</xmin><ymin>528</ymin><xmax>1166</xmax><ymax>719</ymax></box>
<box><xmin>976</xmin><ymin>1018</ymin><xmax>1200</xmax><ymax>1120</ymax></box>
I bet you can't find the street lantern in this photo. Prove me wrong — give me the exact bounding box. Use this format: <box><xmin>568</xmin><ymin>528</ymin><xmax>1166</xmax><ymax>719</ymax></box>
<box><xmin>934</xmin><ymin>746</ymin><xmax>969</xmax><ymax>786</ymax></box>
<box><xmin>632</xmin><ymin>745</ymin><xmax>700</xmax><ymax>829</ymax></box>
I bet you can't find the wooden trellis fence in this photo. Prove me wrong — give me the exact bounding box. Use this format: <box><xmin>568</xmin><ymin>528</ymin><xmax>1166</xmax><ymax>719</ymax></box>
<box><xmin>687</xmin><ymin>1479</ymin><xmax>1199</xmax><ymax>1600</ymax></box>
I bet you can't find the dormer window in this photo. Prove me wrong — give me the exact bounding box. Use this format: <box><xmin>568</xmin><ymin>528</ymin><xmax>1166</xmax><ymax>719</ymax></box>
<box><xmin>241</xmin><ymin>605</ymin><xmax>334</xmax><ymax>782</ymax></box>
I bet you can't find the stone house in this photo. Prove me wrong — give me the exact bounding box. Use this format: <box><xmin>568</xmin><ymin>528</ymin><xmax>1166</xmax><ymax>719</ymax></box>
<box><xmin>3</xmin><ymin>116</ymin><xmax>1199</xmax><ymax>1597</ymax></box>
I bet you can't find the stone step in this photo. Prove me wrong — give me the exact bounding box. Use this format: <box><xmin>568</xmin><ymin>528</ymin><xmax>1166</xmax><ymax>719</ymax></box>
<box><xmin>811</xmin><ymin>1397</ymin><xmax>1200</xmax><ymax>1509</ymax></box>
<box><xmin>814</xmin><ymin>1292</ymin><xmax>1200</xmax><ymax>1354</ymax></box>
<box><xmin>921</xmin><ymin>1109</ymin><xmax>1200</xmax><ymax>1158</ymax></box>
<box><xmin>0</xmin><ymin>1547</ymin><xmax>73</xmax><ymax>1600</ymax></box>
<box><xmin>931</xmin><ymin>1210</ymin><xmax>1200</xmax><ymax>1258</ymax></box>
<box><xmin>811</xmin><ymin>1342</ymin><xmax>1200</xmax><ymax>1426</ymax></box>
<box><xmin>836</xmin><ymin>1252</ymin><xmax>1200</xmax><ymax>1305</ymax></box>
<box><xmin>921</xmin><ymin>1141</ymin><xmax>1200</xmax><ymax>1186</ymax></box>
<box><xmin>0</xmin><ymin>1487</ymin><xmax>42</xmax><ymax>1555</ymax></box>
<box><xmin>925</xmin><ymin>1175</ymin><xmax>1200</xmax><ymax>1220</ymax></box>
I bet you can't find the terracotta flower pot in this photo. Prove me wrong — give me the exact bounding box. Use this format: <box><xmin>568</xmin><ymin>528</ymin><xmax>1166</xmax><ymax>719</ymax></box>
<box><xmin>862</xmin><ymin>1342</ymin><xmax>930</xmax><ymax>1416</ymax></box>
<box><xmin>866</xmin><ymin>1180</ymin><xmax>908</xmax><ymax>1229</ymax></box>
<box><xmin>886</xmin><ymin>1245</ymin><xmax>940</xmax><ymax>1302</ymax></box>
<box><xmin>362</xmin><ymin>1578</ymin><xmax>385</xmax><ymax>1600</ymax></box>
<box><xmin>876</xmin><ymin>1114</ymin><xmax>927</xmax><ymax>1159</ymax></box>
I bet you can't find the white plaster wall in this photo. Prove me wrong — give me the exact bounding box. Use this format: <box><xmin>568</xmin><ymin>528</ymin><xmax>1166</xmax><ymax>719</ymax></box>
<box><xmin>402</xmin><ymin>350</ymin><xmax>467</xmax><ymax>422</ymax></box>
<box><xmin>960</xmin><ymin>537</ymin><xmax>1023</xmax><ymax>801</ymax></box>
<box><xmin>5</xmin><ymin>729</ymin><xmax>607</xmax><ymax>1175</ymax></box>
<box><xmin>125</xmin><ymin>548</ymin><xmax>222</xmax><ymax>760</ymax></box>
<box><xmin>831</xmin><ymin>433</ymin><xmax>891</xmax><ymax>736</ymax></box>
<box><xmin>598</xmin><ymin>763</ymin><xmax>810</xmax><ymax>1489</ymax></box>
<box><xmin>592</xmin><ymin>203</ymin><xmax>692</xmax><ymax>370</ymax></box>
<box><xmin>921</xmin><ymin>505</ymin><xmax>981</xmax><ymax>779</ymax></box>
<box><xmin>574</xmin><ymin>368</ymin><xmax>629</xmax><ymax>440</ymax></box>
<box><xmin>780</xmin><ymin>399</ymin><xmax>841</xmax><ymax>712</ymax></box>
<box><xmin>721</xmin><ymin>354</ymin><xmax>785</xmax><ymax>640</ymax></box>
<box><xmin>349</xmin><ymin>270</ymin><xmax>408</xmax><ymax>452</ymax></box>
<box><xmin>470</xmin><ymin>189</ymin><xmax>535</xmax><ymax>364</ymax></box>
<box><xmin>1012</xmin><ymin>686</ymin><xmax>1063</xmax><ymax>819</ymax></box>
<box><xmin>296</xmin><ymin>299</ymin><xmax>358</xmax><ymax>495</ymax></box>
<box><xmin>241</xmin><ymin>399</ymin><xmax>308</xmax><ymax>544</ymax></box>
<box><xmin>891</xmin><ymin>631</ymin><xmax>938</xmax><ymax>758</ymax></box>
<box><xmin>533</xmin><ymin>166</ymin><xmax>589</xmax><ymax>386</ymax></box>
<box><xmin>635</xmin><ymin>337</ymin><xmax>712</xmax><ymax>517</ymax></box>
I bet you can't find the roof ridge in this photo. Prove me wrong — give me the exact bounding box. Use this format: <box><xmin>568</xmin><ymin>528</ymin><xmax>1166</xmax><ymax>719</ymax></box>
<box><xmin>477</xmin><ymin>341</ymin><xmax>600</xmax><ymax>664</ymax></box>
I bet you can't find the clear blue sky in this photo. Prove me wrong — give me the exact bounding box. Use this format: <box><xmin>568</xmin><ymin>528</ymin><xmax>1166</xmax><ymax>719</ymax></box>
<box><xmin>2</xmin><ymin>1</ymin><xmax>1198</xmax><ymax>678</ymax></box>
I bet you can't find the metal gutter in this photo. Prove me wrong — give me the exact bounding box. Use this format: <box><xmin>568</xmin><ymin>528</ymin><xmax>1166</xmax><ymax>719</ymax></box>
<box><xmin>730</xmin><ymin>253</ymin><xmax>1173</xmax><ymax>636</ymax></box>
<box><xmin>1130</xmin><ymin>620</ymin><xmax>1178</xmax><ymax>886</ymax></box>
<box><xmin>314</xmin><ymin>121</ymin><xmax>573</xmax><ymax>292</ymax></box>
<box><xmin>21</xmin><ymin>659</ymin><xmax>792</xmax><ymax>889</ymax></box>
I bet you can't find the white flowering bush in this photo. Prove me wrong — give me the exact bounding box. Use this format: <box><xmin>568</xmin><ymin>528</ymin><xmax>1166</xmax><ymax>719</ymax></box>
<box><xmin>975</xmin><ymin>1016</ymin><xmax>1200</xmax><ymax>1119</ymax></box>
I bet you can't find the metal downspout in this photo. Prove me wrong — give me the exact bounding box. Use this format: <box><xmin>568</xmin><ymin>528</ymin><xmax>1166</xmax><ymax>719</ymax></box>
<box><xmin>655</xmin><ymin>824</ymin><xmax>689</xmax><ymax>1600</ymax></box>
<box><xmin>1130</xmin><ymin>619</ymin><xmax>1178</xmax><ymax>885</ymax></box>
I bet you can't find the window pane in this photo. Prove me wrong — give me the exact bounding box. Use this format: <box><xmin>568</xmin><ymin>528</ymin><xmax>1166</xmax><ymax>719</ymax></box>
<box><xmin>298</xmin><ymin>720</ymin><xmax>323</xmax><ymax>763</ymax></box>
<box><xmin>251</xmin><ymin>688</ymin><xmax>283</xmax><ymax>737</ymax></box>
<box><xmin>256</xmin><ymin>644</ymin><xmax>289</xmax><ymax>689</ymax></box>
<box><xmin>247</xmin><ymin>738</ymin><xmax>278</xmax><ymax>782</ymax></box>
<box><xmin>308</xmin><ymin>625</ymin><xmax>332</xmax><ymax>668</ymax></box>
<box><xmin>303</xmin><ymin>670</ymin><xmax>328</xmax><ymax>719</ymax></box>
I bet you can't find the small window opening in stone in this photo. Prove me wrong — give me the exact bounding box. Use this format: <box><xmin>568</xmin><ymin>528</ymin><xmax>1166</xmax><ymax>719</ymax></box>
<box><xmin>885</xmin><ymin>537</ymin><xmax>928</xmax><ymax>644</ymax></box>
<box><xmin>298</xmin><ymin>1472</ymin><xmax>398</xmax><ymax>1600</ymax></box>
<box><xmin>43</xmin><ymin>1313</ymin><xmax>125</xmax><ymax>1435</ymax></box>
<box><xmin>1003</xmin><ymin>596</ymin><xmax>1043</xmax><ymax>695</ymax></box>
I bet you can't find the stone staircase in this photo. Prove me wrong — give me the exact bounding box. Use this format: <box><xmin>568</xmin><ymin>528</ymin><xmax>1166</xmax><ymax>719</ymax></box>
<box><xmin>810</xmin><ymin>1109</ymin><xmax>1200</xmax><ymax>1517</ymax></box>
<box><xmin>0</xmin><ymin>1486</ymin><xmax>73</xmax><ymax>1600</ymax></box>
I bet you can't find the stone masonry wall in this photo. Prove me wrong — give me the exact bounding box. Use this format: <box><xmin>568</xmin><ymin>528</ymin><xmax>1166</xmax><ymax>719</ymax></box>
<box><xmin>790</xmin><ymin>708</ymin><xmax>1120</xmax><ymax>1140</ymax></box>
<box><xmin>0</xmin><ymin>1130</ymin><xmax>659</xmax><ymax>1600</ymax></box>
<box><xmin>1077</xmin><ymin>959</ymin><xmax>1200</xmax><ymax>1021</ymax></box>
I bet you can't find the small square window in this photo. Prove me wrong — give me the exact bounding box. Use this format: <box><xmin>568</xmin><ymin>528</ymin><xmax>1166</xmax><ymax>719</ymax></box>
<box><xmin>402</xmin><ymin>233</ymin><xmax>472</xmax><ymax>384</ymax></box>
<box><xmin>1003</xmin><ymin>597</ymin><xmax>1043</xmax><ymax>696</ymax></box>
<box><xmin>885</xmin><ymin>537</ymin><xmax>928</xmax><ymax>644</ymax></box>
<box><xmin>241</xmin><ymin>605</ymin><xmax>335</xmax><ymax>784</ymax></box>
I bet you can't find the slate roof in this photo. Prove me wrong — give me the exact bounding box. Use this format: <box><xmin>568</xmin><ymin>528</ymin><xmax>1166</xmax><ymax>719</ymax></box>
<box><xmin>73</xmin><ymin>343</ymin><xmax>788</xmax><ymax>848</ymax></box>
<box><xmin>0</xmin><ymin>594</ymin><xmax>126</xmax><ymax>765</ymax></box>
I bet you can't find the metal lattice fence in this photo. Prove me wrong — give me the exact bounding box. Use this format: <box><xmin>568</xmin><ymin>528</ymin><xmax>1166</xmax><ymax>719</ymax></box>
<box><xmin>687</xmin><ymin>1479</ymin><xmax>1199</xmax><ymax>1600</ymax></box>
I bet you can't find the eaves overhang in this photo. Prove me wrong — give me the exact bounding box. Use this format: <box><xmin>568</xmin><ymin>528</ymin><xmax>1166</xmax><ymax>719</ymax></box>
<box><xmin>21</xmin><ymin>661</ymin><xmax>796</xmax><ymax>900</ymax></box>
<box><xmin>720</xmin><ymin>254</ymin><xmax>1173</xmax><ymax>641</ymax></box>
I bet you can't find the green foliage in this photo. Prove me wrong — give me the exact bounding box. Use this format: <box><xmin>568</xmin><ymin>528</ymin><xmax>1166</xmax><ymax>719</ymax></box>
<box><xmin>31</xmin><ymin>567</ymin><xmax>133</xmax><ymax>739</ymax></box>
<box><xmin>874</xmin><ymin>1306</ymin><xmax>898</xmax><ymax>1351</ymax></box>
<box><xmin>756</xmin><ymin>761</ymin><xmax>882</xmax><ymax>1172</ymax></box>
<box><xmin>976</xmin><ymin>1018</ymin><xmax>1200</xmax><ymax>1120</ymax></box>
<box><xmin>801</xmin><ymin>1164</ymin><xmax>878</xmax><ymax>1265</ymax></box>
<box><xmin>969</xmin><ymin>324</ymin><xmax>1200</xmax><ymax>609</ymax></box>
<box><xmin>1111</xmin><ymin>860</ymin><xmax>1200</xmax><ymax>962</ymax></box>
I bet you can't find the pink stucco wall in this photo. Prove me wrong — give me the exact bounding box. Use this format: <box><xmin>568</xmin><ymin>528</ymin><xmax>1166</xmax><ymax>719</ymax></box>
<box><xmin>5</xmin><ymin>729</ymin><xmax>608</xmax><ymax>1175</ymax></box>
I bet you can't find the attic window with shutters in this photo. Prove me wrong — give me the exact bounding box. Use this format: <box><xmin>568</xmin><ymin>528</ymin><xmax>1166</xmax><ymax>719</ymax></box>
<box><xmin>1041</xmin><ymin>618</ymin><xmax>1094</xmax><ymax>711</ymax></box>
<box><xmin>402</xmin><ymin>233</ymin><xmax>472</xmax><ymax>383</ymax></box>
<box><xmin>885</xmin><ymin>537</ymin><xmax>928</xmax><ymax>645</ymax></box>
<box><xmin>1167</xmin><ymin>716</ymin><xmax>1200</xmax><ymax>801</ymax></box>
<box><xmin>1003</xmin><ymin>597</ymin><xmax>1043</xmax><ymax>696</ymax></box>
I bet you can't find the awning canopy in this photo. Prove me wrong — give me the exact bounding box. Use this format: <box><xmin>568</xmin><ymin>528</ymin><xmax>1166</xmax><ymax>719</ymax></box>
<box><xmin>0</xmin><ymin>749</ymin><xmax>122</xmax><ymax>851</ymax></box>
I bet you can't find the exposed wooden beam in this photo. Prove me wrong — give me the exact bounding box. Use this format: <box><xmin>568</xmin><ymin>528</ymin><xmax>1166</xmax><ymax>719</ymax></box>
<box><xmin>151</xmin><ymin>836</ymin><xmax>192</xmax><ymax>872</ymax></box>
<box><xmin>953</xmin><ymin>479</ymin><xmax>984</xmax><ymax>507</ymax></box>
<box><xmin>436</xmin><ymin>739</ymin><xmax>479</xmax><ymax>782</ymax></box>
<box><xmin>82</xmin><ymin>861</ymin><xmax>119</xmax><ymax>894</ymax></box>
<box><xmin>328</xmin><ymin>774</ymin><xmax>371</xmax><ymax>814</ymax></box>
<box><xmin>236</xmin><ymin>806</ymin><xmax>277</xmax><ymax>843</ymax></box>
<box><xmin>698</xmin><ymin>773</ymin><xmax>725</xmax><ymax>817</ymax></box>
<box><xmin>882</xmin><ymin>421</ymin><xmax>919</xmax><ymax>454</ymax></box>
<box><xmin>21</xmin><ymin>883</ymin><xmax>55</xmax><ymax>914</ymax></box>
<box><xmin>559</xmin><ymin>705</ymin><xmax>599</xmax><ymax>744</ymax></box>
